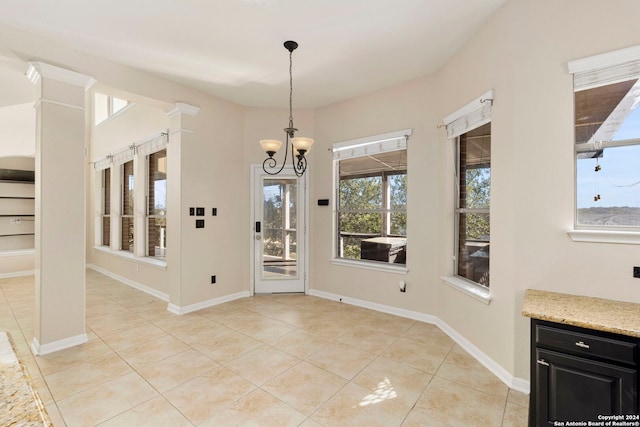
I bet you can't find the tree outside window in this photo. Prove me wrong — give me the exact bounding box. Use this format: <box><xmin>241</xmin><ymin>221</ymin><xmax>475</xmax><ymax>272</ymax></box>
<box><xmin>456</xmin><ymin>122</ymin><xmax>491</xmax><ymax>287</ymax></box>
<box><xmin>337</xmin><ymin>149</ymin><xmax>407</xmax><ymax>265</ymax></box>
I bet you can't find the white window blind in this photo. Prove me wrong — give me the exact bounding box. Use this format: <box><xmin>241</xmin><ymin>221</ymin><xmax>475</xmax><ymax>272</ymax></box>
<box><xmin>443</xmin><ymin>90</ymin><xmax>494</xmax><ymax>139</ymax></box>
<box><xmin>137</xmin><ymin>130</ymin><xmax>169</xmax><ymax>157</ymax></box>
<box><xmin>92</xmin><ymin>130</ymin><xmax>168</xmax><ymax>169</ymax></box>
<box><xmin>569</xmin><ymin>45</ymin><xmax>640</xmax><ymax>91</ymax></box>
<box><xmin>332</xmin><ymin>129</ymin><xmax>412</xmax><ymax>160</ymax></box>
<box><xmin>111</xmin><ymin>146</ymin><xmax>135</xmax><ymax>165</ymax></box>
<box><xmin>93</xmin><ymin>157</ymin><xmax>112</xmax><ymax>170</ymax></box>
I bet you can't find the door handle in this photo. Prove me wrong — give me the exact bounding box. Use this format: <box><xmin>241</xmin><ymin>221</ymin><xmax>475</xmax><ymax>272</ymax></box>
<box><xmin>255</xmin><ymin>221</ymin><xmax>261</xmax><ymax>233</ymax></box>
<box><xmin>537</xmin><ymin>359</ymin><xmax>549</xmax><ymax>366</ymax></box>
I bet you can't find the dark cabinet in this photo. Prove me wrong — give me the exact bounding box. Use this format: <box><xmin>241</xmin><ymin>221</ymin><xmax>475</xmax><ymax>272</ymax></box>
<box><xmin>530</xmin><ymin>320</ymin><xmax>639</xmax><ymax>426</ymax></box>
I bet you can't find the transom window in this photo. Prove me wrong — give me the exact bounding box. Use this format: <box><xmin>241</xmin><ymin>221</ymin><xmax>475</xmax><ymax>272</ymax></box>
<box><xmin>94</xmin><ymin>92</ymin><xmax>130</xmax><ymax>126</ymax></box>
<box><xmin>333</xmin><ymin>130</ymin><xmax>410</xmax><ymax>266</ymax></box>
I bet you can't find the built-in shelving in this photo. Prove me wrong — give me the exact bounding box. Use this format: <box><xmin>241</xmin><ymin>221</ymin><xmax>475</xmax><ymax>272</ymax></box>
<box><xmin>0</xmin><ymin>167</ymin><xmax>35</xmax><ymax>251</ymax></box>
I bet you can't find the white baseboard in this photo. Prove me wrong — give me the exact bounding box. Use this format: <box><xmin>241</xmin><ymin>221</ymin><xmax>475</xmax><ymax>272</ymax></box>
<box><xmin>31</xmin><ymin>333</ymin><xmax>88</xmax><ymax>356</ymax></box>
<box><xmin>86</xmin><ymin>263</ymin><xmax>249</xmax><ymax>316</ymax></box>
<box><xmin>86</xmin><ymin>264</ymin><xmax>170</xmax><ymax>302</ymax></box>
<box><xmin>0</xmin><ymin>270</ymin><xmax>35</xmax><ymax>279</ymax></box>
<box><xmin>307</xmin><ymin>288</ymin><xmax>530</xmax><ymax>394</ymax></box>
<box><xmin>168</xmin><ymin>291</ymin><xmax>251</xmax><ymax>315</ymax></box>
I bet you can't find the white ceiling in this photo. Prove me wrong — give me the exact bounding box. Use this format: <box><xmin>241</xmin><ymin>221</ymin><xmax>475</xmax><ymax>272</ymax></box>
<box><xmin>0</xmin><ymin>0</ymin><xmax>507</xmax><ymax>108</ymax></box>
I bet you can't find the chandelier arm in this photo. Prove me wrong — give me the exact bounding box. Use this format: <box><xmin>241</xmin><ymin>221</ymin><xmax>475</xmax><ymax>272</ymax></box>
<box><xmin>293</xmin><ymin>153</ymin><xmax>307</xmax><ymax>177</ymax></box>
<box><xmin>262</xmin><ymin>132</ymin><xmax>290</xmax><ymax>176</ymax></box>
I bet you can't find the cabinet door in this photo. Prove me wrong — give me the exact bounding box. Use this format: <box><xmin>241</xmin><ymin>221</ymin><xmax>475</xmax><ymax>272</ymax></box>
<box><xmin>536</xmin><ymin>348</ymin><xmax>637</xmax><ymax>425</ymax></box>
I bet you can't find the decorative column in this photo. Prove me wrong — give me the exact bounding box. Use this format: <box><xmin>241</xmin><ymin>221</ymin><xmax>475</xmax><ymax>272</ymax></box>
<box><xmin>27</xmin><ymin>62</ymin><xmax>95</xmax><ymax>355</ymax></box>
<box><xmin>165</xmin><ymin>102</ymin><xmax>200</xmax><ymax>313</ymax></box>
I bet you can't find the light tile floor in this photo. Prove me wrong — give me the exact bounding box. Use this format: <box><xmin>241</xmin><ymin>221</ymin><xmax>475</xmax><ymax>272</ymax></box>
<box><xmin>0</xmin><ymin>270</ymin><xmax>529</xmax><ymax>426</ymax></box>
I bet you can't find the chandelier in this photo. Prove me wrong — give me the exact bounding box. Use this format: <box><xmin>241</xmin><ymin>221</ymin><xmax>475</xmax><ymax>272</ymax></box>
<box><xmin>260</xmin><ymin>41</ymin><xmax>314</xmax><ymax>177</ymax></box>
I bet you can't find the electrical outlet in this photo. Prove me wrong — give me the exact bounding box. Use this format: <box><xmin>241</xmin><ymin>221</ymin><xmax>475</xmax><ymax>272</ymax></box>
<box><xmin>399</xmin><ymin>280</ymin><xmax>407</xmax><ymax>292</ymax></box>
<box><xmin>634</xmin><ymin>266</ymin><xmax>640</xmax><ymax>278</ymax></box>
<box><xmin>189</xmin><ymin>207</ymin><xmax>195</xmax><ymax>216</ymax></box>
<box><xmin>196</xmin><ymin>207</ymin><xmax>205</xmax><ymax>216</ymax></box>
<box><xmin>211</xmin><ymin>275</ymin><xmax>216</xmax><ymax>284</ymax></box>
<box><xmin>196</xmin><ymin>219</ymin><xmax>205</xmax><ymax>228</ymax></box>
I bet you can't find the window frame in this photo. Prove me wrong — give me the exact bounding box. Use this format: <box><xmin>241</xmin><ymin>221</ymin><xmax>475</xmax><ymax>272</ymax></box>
<box><xmin>454</xmin><ymin>123</ymin><xmax>491</xmax><ymax>289</ymax></box>
<box><xmin>101</xmin><ymin>168</ymin><xmax>111</xmax><ymax>247</ymax></box>
<box><xmin>146</xmin><ymin>149</ymin><xmax>167</xmax><ymax>260</ymax></box>
<box><xmin>441</xmin><ymin>90</ymin><xmax>493</xmax><ymax>303</ymax></box>
<box><xmin>121</xmin><ymin>159</ymin><xmax>135</xmax><ymax>253</ymax></box>
<box><xmin>331</xmin><ymin>129</ymin><xmax>411</xmax><ymax>273</ymax></box>
<box><xmin>569</xmin><ymin>46</ymin><xmax>640</xmax><ymax>237</ymax></box>
<box><xmin>92</xmin><ymin>131</ymin><xmax>168</xmax><ymax>267</ymax></box>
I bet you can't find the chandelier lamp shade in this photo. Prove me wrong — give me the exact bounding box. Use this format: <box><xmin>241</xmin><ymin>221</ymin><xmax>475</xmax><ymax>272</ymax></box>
<box><xmin>260</xmin><ymin>40</ymin><xmax>314</xmax><ymax>177</ymax></box>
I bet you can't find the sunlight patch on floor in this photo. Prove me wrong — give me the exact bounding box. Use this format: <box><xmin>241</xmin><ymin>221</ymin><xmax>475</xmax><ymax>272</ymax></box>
<box><xmin>358</xmin><ymin>377</ymin><xmax>397</xmax><ymax>407</ymax></box>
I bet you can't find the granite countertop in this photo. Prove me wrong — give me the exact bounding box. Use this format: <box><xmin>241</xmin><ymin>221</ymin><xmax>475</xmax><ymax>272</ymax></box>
<box><xmin>0</xmin><ymin>332</ymin><xmax>52</xmax><ymax>426</ymax></box>
<box><xmin>522</xmin><ymin>289</ymin><xmax>640</xmax><ymax>338</ymax></box>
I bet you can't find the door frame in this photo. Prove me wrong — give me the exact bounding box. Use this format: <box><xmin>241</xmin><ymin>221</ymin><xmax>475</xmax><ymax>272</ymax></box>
<box><xmin>250</xmin><ymin>164</ymin><xmax>309</xmax><ymax>295</ymax></box>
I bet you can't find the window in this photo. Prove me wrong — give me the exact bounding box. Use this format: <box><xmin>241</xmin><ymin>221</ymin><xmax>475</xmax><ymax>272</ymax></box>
<box><xmin>94</xmin><ymin>92</ymin><xmax>130</xmax><ymax>126</ymax></box>
<box><xmin>93</xmin><ymin>131</ymin><xmax>168</xmax><ymax>262</ymax></box>
<box><xmin>121</xmin><ymin>160</ymin><xmax>134</xmax><ymax>252</ymax></box>
<box><xmin>101</xmin><ymin>168</ymin><xmax>111</xmax><ymax>247</ymax></box>
<box><xmin>263</xmin><ymin>179</ymin><xmax>297</xmax><ymax>276</ymax></box>
<box><xmin>456</xmin><ymin>123</ymin><xmax>491</xmax><ymax>287</ymax></box>
<box><xmin>570</xmin><ymin>47</ymin><xmax>640</xmax><ymax>229</ymax></box>
<box><xmin>147</xmin><ymin>149</ymin><xmax>167</xmax><ymax>259</ymax></box>
<box><xmin>443</xmin><ymin>90</ymin><xmax>493</xmax><ymax>289</ymax></box>
<box><xmin>333</xmin><ymin>130</ymin><xmax>410</xmax><ymax>266</ymax></box>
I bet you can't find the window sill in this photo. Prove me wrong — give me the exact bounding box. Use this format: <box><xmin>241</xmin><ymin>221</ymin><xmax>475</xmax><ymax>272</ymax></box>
<box><xmin>330</xmin><ymin>258</ymin><xmax>408</xmax><ymax>274</ymax></box>
<box><xmin>567</xmin><ymin>229</ymin><xmax>640</xmax><ymax>245</ymax></box>
<box><xmin>441</xmin><ymin>276</ymin><xmax>491</xmax><ymax>304</ymax></box>
<box><xmin>93</xmin><ymin>246</ymin><xmax>167</xmax><ymax>269</ymax></box>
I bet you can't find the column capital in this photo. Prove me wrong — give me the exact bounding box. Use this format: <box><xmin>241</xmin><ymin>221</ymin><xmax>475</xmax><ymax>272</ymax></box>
<box><xmin>27</xmin><ymin>61</ymin><xmax>96</xmax><ymax>90</ymax></box>
<box><xmin>166</xmin><ymin>102</ymin><xmax>200</xmax><ymax>118</ymax></box>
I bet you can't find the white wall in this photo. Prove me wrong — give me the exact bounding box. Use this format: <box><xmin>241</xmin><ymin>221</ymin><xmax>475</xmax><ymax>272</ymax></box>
<box><xmin>175</xmin><ymin>99</ymin><xmax>246</xmax><ymax>306</ymax></box>
<box><xmin>87</xmin><ymin>102</ymin><xmax>172</xmax><ymax>294</ymax></box>
<box><xmin>311</xmin><ymin>76</ymin><xmax>439</xmax><ymax>316</ymax></box>
<box><xmin>0</xmin><ymin>103</ymin><xmax>35</xmax><ymax>156</ymax></box>
<box><xmin>310</xmin><ymin>0</ymin><xmax>640</xmax><ymax>382</ymax></box>
<box><xmin>87</xmin><ymin>92</ymin><xmax>248</xmax><ymax>307</ymax></box>
<box><xmin>3</xmin><ymin>0</ymin><xmax>639</xmax><ymax>382</ymax></box>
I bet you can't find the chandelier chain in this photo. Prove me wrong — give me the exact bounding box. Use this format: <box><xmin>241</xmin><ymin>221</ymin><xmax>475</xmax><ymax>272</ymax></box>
<box><xmin>289</xmin><ymin>50</ymin><xmax>294</xmax><ymax>129</ymax></box>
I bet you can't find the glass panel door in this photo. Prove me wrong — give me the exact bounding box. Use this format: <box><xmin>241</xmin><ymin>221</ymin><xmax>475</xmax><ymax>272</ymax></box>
<box><xmin>253</xmin><ymin>166</ymin><xmax>306</xmax><ymax>294</ymax></box>
<box><xmin>262</xmin><ymin>178</ymin><xmax>298</xmax><ymax>279</ymax></box>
